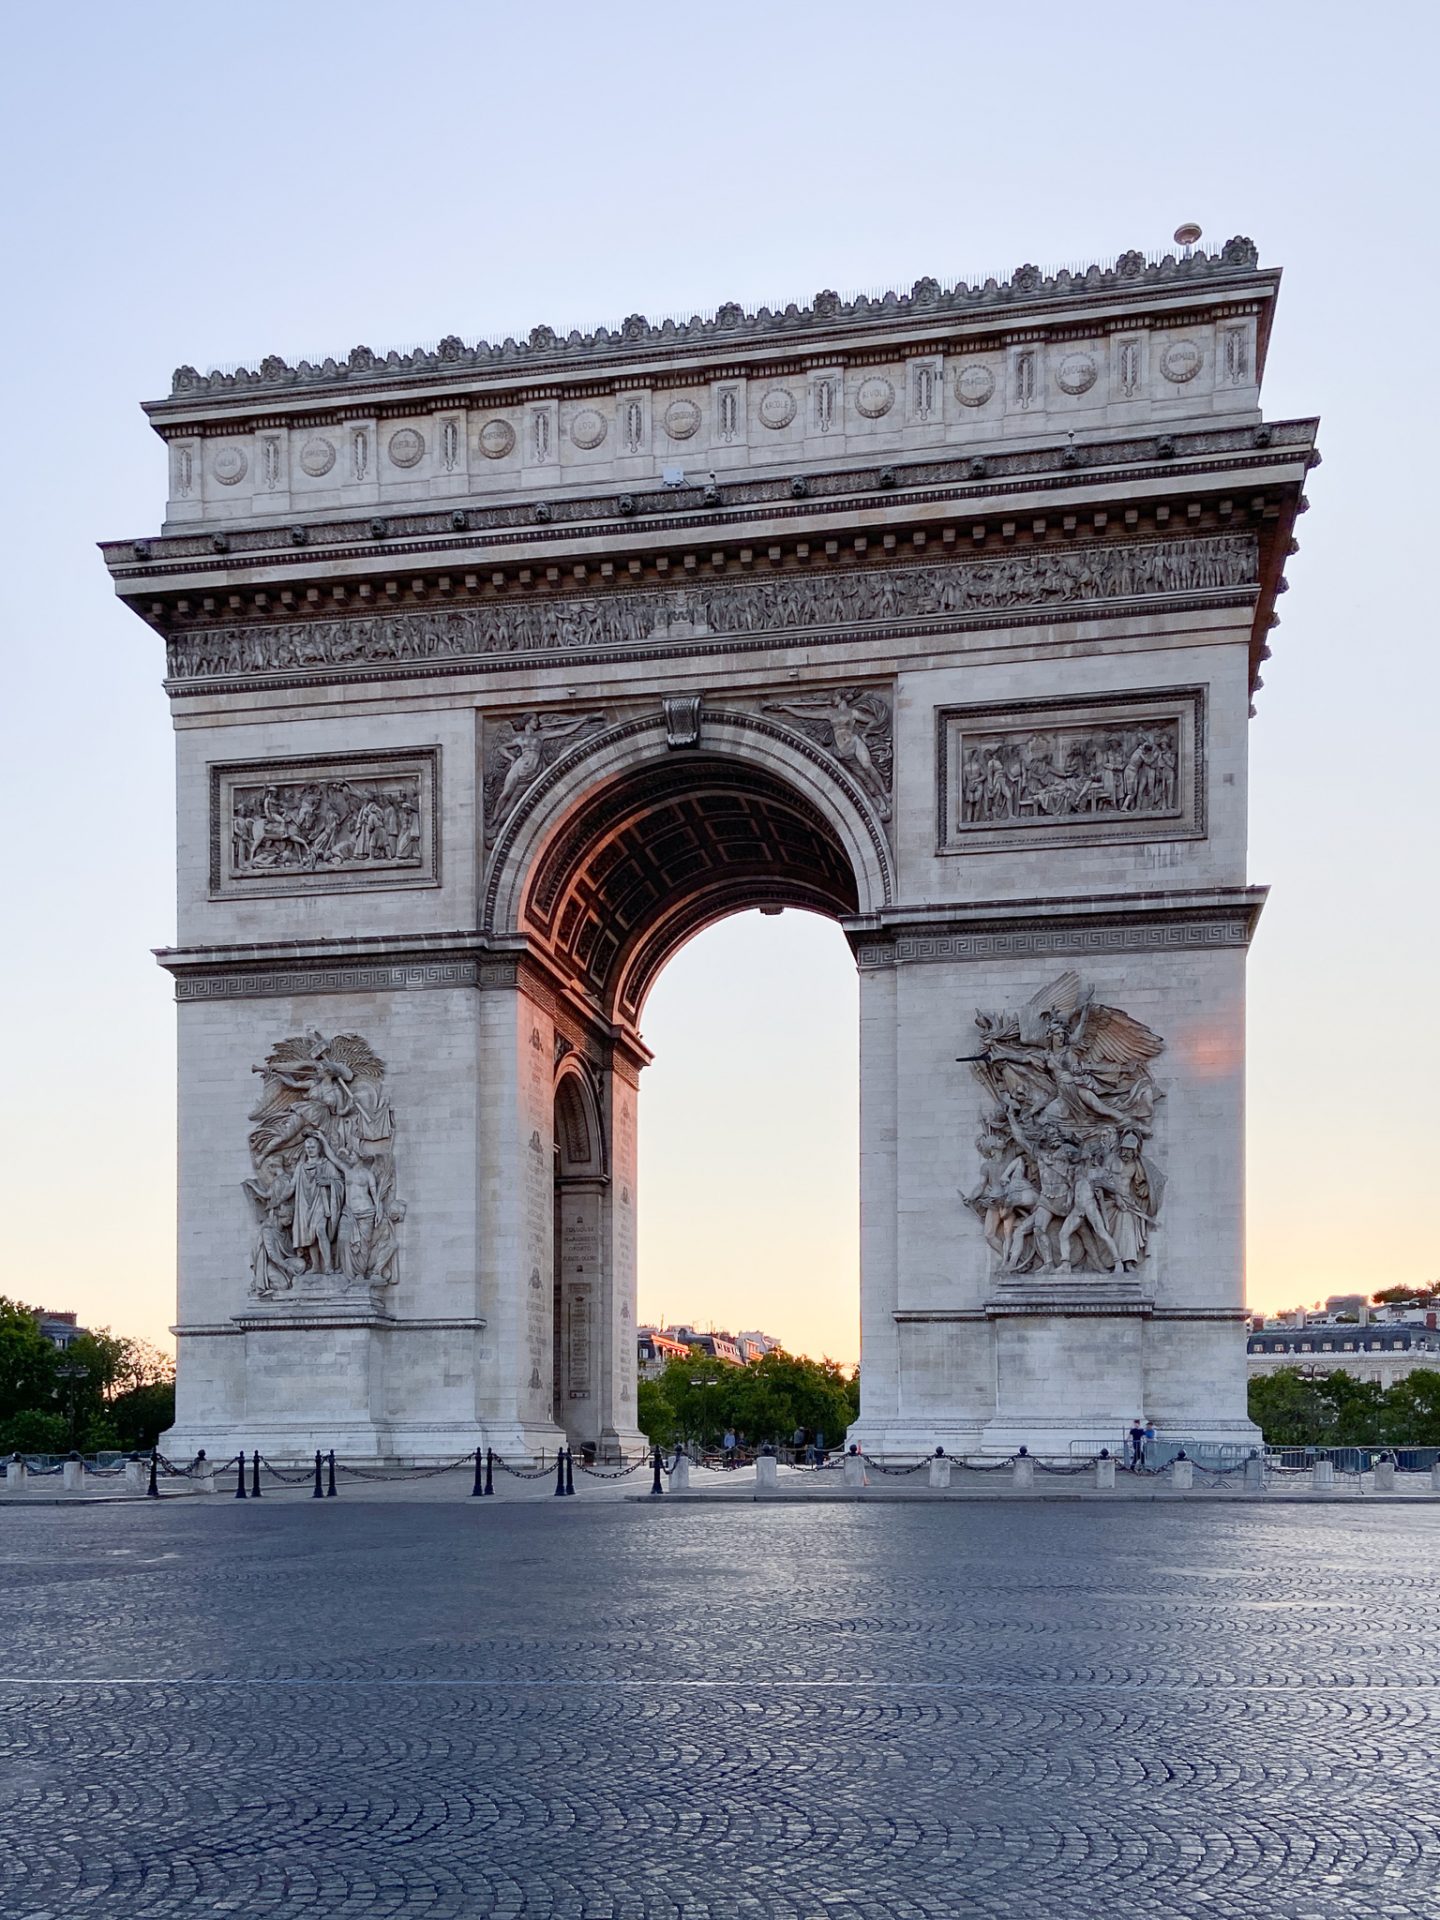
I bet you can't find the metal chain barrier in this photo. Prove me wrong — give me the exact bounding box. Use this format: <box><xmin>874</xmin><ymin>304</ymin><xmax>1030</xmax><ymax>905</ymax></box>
<box><xmin>574</xmin><ymin>1455</ymin><xmax>651</xmax><ymax>1479</ymax></box>
<box><xmin>334</xmin><ymin>1453</ymin><xmax>476</xmax><ymax>1482</ymax></box>
<box><xmin>490</xmin><ymin>1456</ymin><xmax>560</xmax><ymax>1481</ymax></box>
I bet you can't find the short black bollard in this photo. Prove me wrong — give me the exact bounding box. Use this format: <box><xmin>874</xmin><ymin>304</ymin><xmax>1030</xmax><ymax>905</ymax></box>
<box><xmin>251</xmin><ymin>1450</ymin><xmax>262</xmax><ymax>1498</ymax></box>
<box><xmin>326</xmin><ymin>1450</ymin><xmax>337</xmax><ymax>1497</ymax></box>
<box><xmin>312</xmin><ymin>1450</ymin><xmax>324</xmax><ymax>1498</ymax></box>
<box><xmin>553</xmin><ymin>1451</ymin><xmax>566</xmax><ymax>1496</ymax></box>
<box><xmin>564</xmin><ymin>1449</ymin><xmax>575</xmax><ymax>1496</ymax></box>
<box><xmin>471</xmin><ymin>1446</ymin><xmax>485</xmax><ymax>1497</ymax></box>
<box><xmin>484</xmin><ymin>1448</ymin><xmax>494</xmax><ymax>1496</ymax></box>
<box><xmin>650</xmin><ymin>1444</ymin><xmax>664</xmax><ymax>1497</ymax></box>
<box><xmin>235</xmin><ymin>1452</ymin><xmax>247</xmax><ymax>1499</ymax></box>
<box><xmin>147</xmin><ymin>1449</ymin><xmax>160</xmax><ymax>1498</ymax></box>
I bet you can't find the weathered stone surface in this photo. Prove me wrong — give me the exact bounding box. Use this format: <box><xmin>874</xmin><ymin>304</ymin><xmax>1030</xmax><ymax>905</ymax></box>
<box><xmin>101</xmin><ymin>243</ymin><xmax>1315</xmax><ymax>1462</ymax></box>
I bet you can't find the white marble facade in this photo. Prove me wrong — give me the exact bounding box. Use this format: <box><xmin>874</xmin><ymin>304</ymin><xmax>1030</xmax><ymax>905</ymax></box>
<box><xmin>104</xmin><ymin>239</ymin><xmax>1314</xmax><ymax>1457</ymax></box>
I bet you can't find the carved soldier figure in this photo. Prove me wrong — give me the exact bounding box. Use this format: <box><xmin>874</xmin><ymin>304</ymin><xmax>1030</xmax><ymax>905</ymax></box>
<box><xmin>289</xmin><ymin>1134</ymin><xmax>343</xmax><ymax>1273</ymax></box>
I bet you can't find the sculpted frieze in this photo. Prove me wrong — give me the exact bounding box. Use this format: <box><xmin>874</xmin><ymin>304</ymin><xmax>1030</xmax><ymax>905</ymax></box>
<box><xmin>938</xmin><ymin>690</ymin><xmax>1203</xmax><ymax>853</ymax></box>
<box><xmin>166</xmin><ymin>534</ymin><xmax>1258</xmax><ymax>685</ymax></box>
<box><xmin>210</xmin><ymin>751</ymin><xmax>439</xmax><ymax>897</ymax></box>
<box><xmin>963</xmin><ymin>973</ymin><xmax>1165</xmax><ymax>1279</ymax></box>
<box><xmin>244</xmin><ymin>1030</ymin><xmax>405</xmax><ymax>1308</ymax></box>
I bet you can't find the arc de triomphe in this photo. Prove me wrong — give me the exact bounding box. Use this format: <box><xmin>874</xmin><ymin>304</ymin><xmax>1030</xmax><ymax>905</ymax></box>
<box><xmin>102</xmin><ymin>238</ymin><xmax>1314</xmax><ymax>1459</ymax></box>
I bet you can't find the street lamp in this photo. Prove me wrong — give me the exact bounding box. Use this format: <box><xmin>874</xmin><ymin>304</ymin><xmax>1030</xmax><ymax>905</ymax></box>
<box><xmin>53</xmin><ymin>1363</ymin><xmax>90</xmax><ymax>1451</ymax></box>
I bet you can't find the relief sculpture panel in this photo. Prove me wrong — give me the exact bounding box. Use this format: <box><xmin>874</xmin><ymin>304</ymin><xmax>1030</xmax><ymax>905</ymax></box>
<box><xmin>937</xmin><ymin>689</ymin><xmax>1203</xmax><ymax>854</ymax></box>
<box><xmin>963</xmin><ymin>973</ymin><xmax>1165</xmax><ymax>1280</ymax></box>
<box><xmin>244</xmin><ymin>1030</ymin><xmax>404</xmax><ymax>1309</ymax></box>
<box><xmin>210</xmin><ymin>750</ymin><xmax>439</xmax><ymax>897</ymax></box>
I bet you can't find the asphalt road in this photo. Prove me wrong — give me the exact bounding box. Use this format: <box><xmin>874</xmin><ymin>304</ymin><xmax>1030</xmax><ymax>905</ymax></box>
<box><xmin>1</xmin><ymin>1499</ymin><xmax>1435</xmax><ymax>1917</ymax></box>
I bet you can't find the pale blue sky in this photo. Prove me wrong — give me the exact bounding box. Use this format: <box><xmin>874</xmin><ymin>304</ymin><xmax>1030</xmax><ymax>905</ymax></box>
<box><xmin>1</xmin><ymin>1</ymin><xmax>1435</xmax><ymax>1359</ymax></box>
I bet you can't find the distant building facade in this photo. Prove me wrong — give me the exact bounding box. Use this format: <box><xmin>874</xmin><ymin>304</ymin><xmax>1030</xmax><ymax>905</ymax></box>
<box><xmin>1247</xmin><ymin>1306</ymin><xmax>1440</xmax><ymax>1390</ymax></box>
<box><xmin>636</xmin><ymin>1330</ymin><xmax>693</xmax><ymax>1379</ymax></box>
<box><xmin>31</xmin><ymin>1309</ymin><xmax>87</xmax><ymax>1351</ymax></box>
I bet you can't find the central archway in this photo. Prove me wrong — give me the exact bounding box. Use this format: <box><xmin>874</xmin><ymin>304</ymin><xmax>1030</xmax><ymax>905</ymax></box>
<box><xmin>484</xmin><ymin>709</ymin><xmax>891</xmax><ymax>1456</ymax></box>
<box><xmin>526</xmin><ymin>752</ymin><xmax>861</xmax><ymax>1026</ymax></box>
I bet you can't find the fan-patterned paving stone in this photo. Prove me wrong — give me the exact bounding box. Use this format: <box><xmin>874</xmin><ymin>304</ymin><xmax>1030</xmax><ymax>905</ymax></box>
<box><xmin>0</xmin><ymin>1502</ymin><xmax>1435</xmax><ymax>1916</ymax></box>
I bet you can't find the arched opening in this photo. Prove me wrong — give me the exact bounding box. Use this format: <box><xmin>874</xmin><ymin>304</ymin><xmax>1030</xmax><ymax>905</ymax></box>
<box><xmin>552</xmin><ymin>1066</ymin><xmax>605</xmax><ymax>1434</ymax></box>
<box><xmin>637</xmin><ymin>908</ymin><xmax>860</xmax><ymax>1367</ymax></box>
<box><xmin>497</xmin><ymin>728</ymin><xmax>881</xmax><ymax>1455</ymax></box>
<box><xmin>522</xmin><ymin>751</ymin><xmax>861</xmax><ymax>1029</ymax></box>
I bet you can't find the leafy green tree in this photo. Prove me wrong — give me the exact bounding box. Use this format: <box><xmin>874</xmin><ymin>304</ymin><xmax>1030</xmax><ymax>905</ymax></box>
<box><xmin>108</xmin><ymin>1382</ymin><xmax>177</xmax><ymax>1452</ymax></box>
<box><xmin>0</xmin><ymin>1409</ymin><xmax>69</xmax><ymax>1454</ymax></box>
<box><xmin>1380</xmin><ymin>1370</ymin><xmax>1440</xmax><ymax>1447</ymax></box>
<box><xmin>0</xmin><ymin>1299</ymin><xmax>59</xmax><ymax>1425</ymax></box>
<box><xmin>636</xmin><ymin>1377</ymin><xmax>677</xmax><ymax>1446</ymax></box>
<box><xmin>1247</xmin><ymin>1368</ymin><xmax>1331</xmax><ymax>1444</ymax></box>
<box><xmin>1372</xmin><ymin>1284</ymin><xmax>1436</xmax><ymax>1306</ymax></box>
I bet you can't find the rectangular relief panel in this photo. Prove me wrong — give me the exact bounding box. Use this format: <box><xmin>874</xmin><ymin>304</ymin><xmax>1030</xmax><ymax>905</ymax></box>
<box><xmin>936</xmin><ymin>687</ymin><xmax>1205</xmax><ymax>855</ymax></box>
<box><xmin>209</xmin><ymin>748</ymin><xmax>440</xmax><ymax>898</ymax></box>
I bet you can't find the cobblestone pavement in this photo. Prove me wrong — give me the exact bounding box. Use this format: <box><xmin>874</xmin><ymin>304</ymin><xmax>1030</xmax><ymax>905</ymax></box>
<box><xmin>1</xmin><ymin>1501</ymin><xmax>1436</xmax><ymax>1918</ymax></box>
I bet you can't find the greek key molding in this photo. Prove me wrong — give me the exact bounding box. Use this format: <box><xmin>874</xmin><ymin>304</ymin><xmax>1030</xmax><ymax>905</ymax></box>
<box><xmin>175</xmin><ymin>961</ymin><xmax>481</xmax><ymax>1001</ymax></box>
<box><xmin>163</xmin><ymin>533</ymin><xmax>1258</xmax><ymax>691</ymax></box>
<box><xmin>855</xmin><ymin>916</ymin><xmax>1256</xmax><ymax>969</ymax></box>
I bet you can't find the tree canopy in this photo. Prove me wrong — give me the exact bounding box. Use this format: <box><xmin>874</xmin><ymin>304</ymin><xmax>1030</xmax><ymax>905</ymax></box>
<box><xmin>637</xmin><ymin>1349</ymin><xmax>858</xmax><ymax>1449</ymax></box>
<box><xmin>1248</xmin><ymin>1366</ymin><xmax>1440</xmax><ymax>1447</ymax></box>
<box><xmin>0</xmin><ymin>1297</ymin><xmax>175</xmax><ymax>1454</ymax></box>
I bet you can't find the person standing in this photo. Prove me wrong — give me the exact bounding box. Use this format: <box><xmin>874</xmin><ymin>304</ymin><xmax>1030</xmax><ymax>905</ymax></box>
<box><xmin>1128</xmin><ymin>1419</ymin><xmax>1146</xmax><ymax>1470</ymax></box>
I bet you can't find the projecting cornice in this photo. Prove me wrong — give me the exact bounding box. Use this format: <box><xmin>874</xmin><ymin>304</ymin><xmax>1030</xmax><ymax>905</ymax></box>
<box><xmin>149</xmin><ymin>238</ymin><xmax>1267</xmax><ymax>411</ymax></box>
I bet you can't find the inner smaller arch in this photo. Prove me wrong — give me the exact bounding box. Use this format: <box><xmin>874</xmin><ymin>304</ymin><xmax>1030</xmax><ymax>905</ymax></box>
<box><xmin>523</xmin><ymin>755</ymin><xmax>860</xmax><ymax>1025</ymax></box>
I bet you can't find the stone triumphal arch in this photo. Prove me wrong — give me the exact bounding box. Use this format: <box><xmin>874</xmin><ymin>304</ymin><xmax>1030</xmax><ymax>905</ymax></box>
<box><xmin>103</xmin><ymin>236</ymin><xmax>1314</xmax><ymax>1458</ymax></box>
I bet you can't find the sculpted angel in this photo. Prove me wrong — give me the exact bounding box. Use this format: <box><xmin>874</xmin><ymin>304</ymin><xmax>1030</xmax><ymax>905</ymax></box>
<box><xmin>488</xmin><ymin>712</ymin><xmax>608</xmax><ymax>822</ymax></box>
<box><xmin>763</xmin><ymin>688</ymin><xmax>893</xmax><ymax>820</ymax></box>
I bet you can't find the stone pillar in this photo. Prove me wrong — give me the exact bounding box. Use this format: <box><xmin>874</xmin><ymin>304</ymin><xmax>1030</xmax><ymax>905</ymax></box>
<box><xmin>1313</xmin><ymin>1458</ymin><xmax>1335</xmax><ymax>1489</ymax></box>
<box><xmin>1171</xmin><ymin>1457</ymin><xmax>1195</xmax><ymax>1489</ymax></box>
<box><xmin>192</xmin><ymin>1458</ymin><xmax>217</xmax><ymax>1494</ymax></box>
<box><xmin>853</xmin><ymin>961</ymin><xmax>899</xmax><ymax>1444</ymax></box>
<box><xmin>1096</xmin><ymin>1455</ymin><xmax>1117</xmax><ymax>1490</ymax></box>
<box><xmin>1373</xmin><ymin>1457</ymin><xmax>1396</xmax><ymax>1491</ymax></box>
<box><xmin>755</xmin><ymin>1454</ymin><xmax>779</xmax><ymax>1494</ymax></box>
<box><xmin>842</xmin><ymin>1451</ymin><xmax>867</xmax><ymax>1489</ymax></box>
<box><xmin>1430</xmin><ymin>1461</ymin><xmax>1440</xmax><ymax>1494</ymax></box>
<box><xmin>668</xmin><ymin>1453</ymin><xmax>690</xmax><ymax>1492</ymax></box>
<box><xmin>1243</xmin><ymin>1452</ymin><xmax>1265</xmax><ymax>1491</ymax></box>
<box><xmin>1012</xmin><ymin>1454</ymin><xmax>1035</xmax><ymax>1491</ymax></box>
<box><xmin>62</xmin><ymin>1457</ymin><xmax>85</xmax><ymax>1492</ymax></box>
<box><xmin>123</xmin><ymin>1456</ymin><xmax>149</xmax><ymax>1494</ymax></box>
<box><xmin>595</xmin><ymin>1063</ymin><xmax>645</xmax><ymax>1458</ymax></box>
<box><xmin>928</xmin><ymin>1454</ymin><xmax>952</xmax><ymax>1490</ymax></box>
<box><xmin>5</xmin><ymin>1456</ymin><xmax>28</xmax><ymax>1494</ymax></box>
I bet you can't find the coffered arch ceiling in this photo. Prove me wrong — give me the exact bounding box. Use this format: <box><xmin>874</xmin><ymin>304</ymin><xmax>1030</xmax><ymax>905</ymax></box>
<box><xmin>522</xmin><ymin>755</ymin><xmax>860</xmax><ymax>1028</ymax></box>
